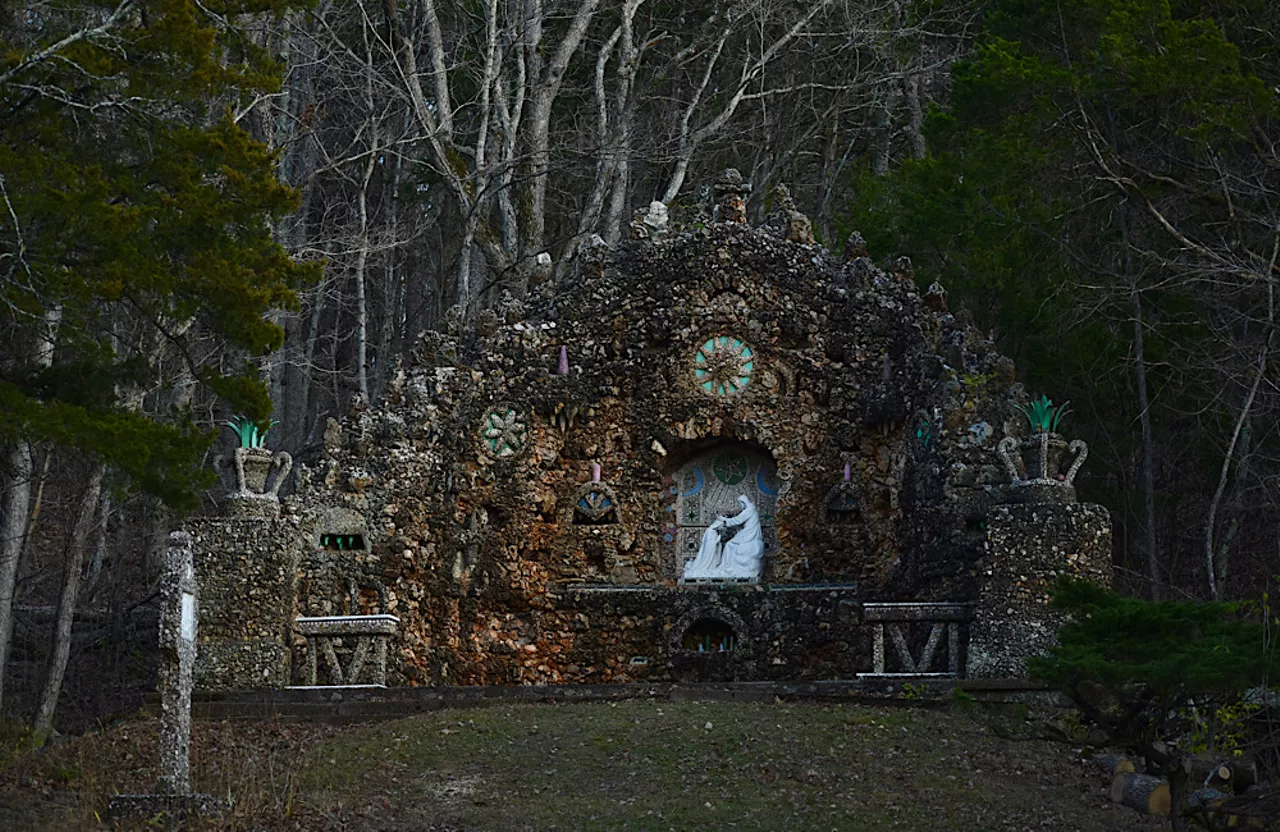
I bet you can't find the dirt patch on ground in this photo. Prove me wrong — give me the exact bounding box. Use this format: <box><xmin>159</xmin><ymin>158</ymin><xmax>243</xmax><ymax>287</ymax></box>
<box><xmin>0</xmin><ymin>699</ymin><xmax>1162</xmax><ymax>830</ymax></box>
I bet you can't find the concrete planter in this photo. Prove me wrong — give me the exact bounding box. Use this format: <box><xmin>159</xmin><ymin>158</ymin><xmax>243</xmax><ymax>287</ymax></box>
<box><xmin>998</xmin><ymin>432</ymin><xmax>1088</xmax><ymax>504</ymax></box>
<box><xmin>233</xmin><ymin>447</ymin><xmax>291</xmax><ymax>498</ymax></box>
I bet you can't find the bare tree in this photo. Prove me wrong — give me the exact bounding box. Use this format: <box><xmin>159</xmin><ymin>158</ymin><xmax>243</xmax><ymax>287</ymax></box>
<box><xmin>1072</xmin><ymin>84</ymin><xmax>1280</xmax><ymax>597</ymax></box>
<box><xmin>0</xmin><ymin>306</ymin><xmax>59</xmax><ymax>709</ymax></box>
<box><xmin>33</xmin><ymin>462</ymin><xmax>104</xmax><ymax>737</ymax></box>
<box><xmin>244</xmin><ymin>0</ymin><xmax>978</xmax><ymax>449</ymax></box>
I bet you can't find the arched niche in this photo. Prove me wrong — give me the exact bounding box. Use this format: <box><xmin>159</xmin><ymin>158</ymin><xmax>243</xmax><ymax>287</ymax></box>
<box><xmin>670</xmin><ymin>605</ymin><xmax>751</xmax><ymax>655</ymax></box>
<box><xmin>681</xmin><ymin>618</ymin><xmax>737</xmax><ymax>652</ymax></box>
<box><xmin>311</xmin><ymin>507</ymin><xmax>369</xmax><ymax>551</ymax></box>
<box><xmin>667</xmin><ymin>442</ymin><xmax>782</xmax><ymax>577</ymax></box>
<box><xmin>298</xmin><ymin>506</ymin><xmax>385</xmax><ymax>618</ymax></box>
<box><xmin>822</xmin><ymin>482</ymin><xmax>860</xmax><ymax>526</ymax></box>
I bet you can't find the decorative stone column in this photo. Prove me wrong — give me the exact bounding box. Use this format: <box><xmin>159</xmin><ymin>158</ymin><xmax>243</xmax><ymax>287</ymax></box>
<box><xmin>157</xmin><ymin>531</ymin><xmax>198</xmax><ymax>793</ymax></box>
<box><xmin>108</xmin><ymin>532</ymin><xmax>228</xmax><ymax>822</ymax></box>
<box><xmin>187</xmin><ymin>512</ymin><xmax>299</xmax><ymax>690</ymax></box>
<box><xmin>966</xmin><ymin>502</ymin><xmax>1111</xmax><ymax>678</ymax></box>
<box><xmin>714</xmin><ymin>168</ymin><xmax>751</xmax><ymax>224</ymax></box>
<box><xmin>967</xmin><ymin>416</ymin><xmax>1113</xmax><ymax>684</ymax></box>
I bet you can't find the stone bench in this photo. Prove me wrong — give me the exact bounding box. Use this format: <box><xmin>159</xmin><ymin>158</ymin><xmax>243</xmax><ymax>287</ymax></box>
<box><xmin>857</xmin><ymin>602</ymin><xmax>971</xmax><ymax>679</ymax></box>
<box><xmin>293</xmin><ymin>614</ymin><xmax>399</xmax><ymax>688</ymax></box>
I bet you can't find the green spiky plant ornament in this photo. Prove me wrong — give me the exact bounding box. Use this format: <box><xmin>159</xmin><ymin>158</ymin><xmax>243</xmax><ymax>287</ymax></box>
<box><xmin>1022</xmin><ymin>395</ymin><xmax>1070</xmax><ymax>434</ymax></box>
<box><xmin>223</xmin><ymin>415</ymin><xmax>278</xmax><ymax>449</ymax></box>
<box><xmin>998</xmin><ymin>395</ymin><xmax>1088</xmax><ymax>503</ymax></box>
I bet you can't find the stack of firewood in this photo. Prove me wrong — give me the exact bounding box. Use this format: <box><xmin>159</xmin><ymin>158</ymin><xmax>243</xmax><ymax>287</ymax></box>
<box><xmin>1096</xmin><ymin>753</ymin><xmax>1264</xmax><ymax>825</ymax></box>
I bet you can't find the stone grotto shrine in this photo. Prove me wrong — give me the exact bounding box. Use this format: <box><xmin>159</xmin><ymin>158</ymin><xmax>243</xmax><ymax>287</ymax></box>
<box><xmin>185</xmin><ymin>171</ymin><xmax>1112</xmax><ymax>693</ymax></box>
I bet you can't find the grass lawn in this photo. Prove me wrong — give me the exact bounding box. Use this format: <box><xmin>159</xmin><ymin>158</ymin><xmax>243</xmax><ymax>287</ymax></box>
<box><xmin>0</xmin><ymin>698</ymin><xmax>1160</xmax><ymax>830</ymax></box>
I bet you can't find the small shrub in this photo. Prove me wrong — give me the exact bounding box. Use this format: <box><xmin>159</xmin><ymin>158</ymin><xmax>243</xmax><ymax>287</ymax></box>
<box><xmin>0</xmin><ymin>717</ymin><xmax>40</xmax><ymax>767</ymax></box>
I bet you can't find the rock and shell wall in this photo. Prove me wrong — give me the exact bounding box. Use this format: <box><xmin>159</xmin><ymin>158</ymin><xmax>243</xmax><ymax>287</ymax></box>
<box><xmin>250</xmin><ymin>208</ymin><xmax>1100</xmax><ymax>688</ymax></box>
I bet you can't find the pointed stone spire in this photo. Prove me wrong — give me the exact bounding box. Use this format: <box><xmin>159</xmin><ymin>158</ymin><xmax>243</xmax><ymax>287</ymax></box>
<box><xmin>557</xmin><ymin>345</ymin><xmax>569</xmax><ymax>375</ymax></box>
<box><xmin>714</xmin><ymin>169</ymin><xmax>751</xmax><ymax>224</ymax></box>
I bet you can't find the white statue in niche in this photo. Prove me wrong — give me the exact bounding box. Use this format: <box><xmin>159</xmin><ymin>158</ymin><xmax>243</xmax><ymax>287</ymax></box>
<box><xmin>681</xmin><ymin>495</ymin><xmax>765</xmax><ymax>582</ymax></box>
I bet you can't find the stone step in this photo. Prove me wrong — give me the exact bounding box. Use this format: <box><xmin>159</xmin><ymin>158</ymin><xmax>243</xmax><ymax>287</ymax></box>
<box><xmin>164</xmin><ymin>678</ymin><xmax>1059</xmax><ymax>722</ymax></box>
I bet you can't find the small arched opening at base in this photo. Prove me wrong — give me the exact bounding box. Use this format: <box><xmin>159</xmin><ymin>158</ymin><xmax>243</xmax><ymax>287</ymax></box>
<box><xmin>320</xmin><ymin>532</ymin><xmax>366</xmax><ymax>551</ymax></box>
<box><xmin>681</xmin><ymin>617</ymin><xmax>738</xmax><ymax>653</ymax></box>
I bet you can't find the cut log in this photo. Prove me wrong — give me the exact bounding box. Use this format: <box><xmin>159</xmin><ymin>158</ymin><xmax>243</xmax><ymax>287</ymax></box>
<box><xmin>1199</xmin><ymin>788</ymin><xmax>1272</xmax><ymax>830</ymax></box>
<box><xmin>1183</xmin><ymin>754</ymin><xmax>1260</xmax><ymax>792</ymax></box>
<box><xmin>1230</xmin><ymin>759</ymin><xmax>1260</xmax><ymax>792</ymax></box>
<box><xmin>1189</xmin><ymin>760</ymin><xmax>1234</xmax><ymax>790</ymax></box>
<box><xmin>1231</xmin><ymin>786</ymin><xmax>1276</xmax><ymax>829</ymax></box>
<box><xmin>1115</xmin><ymin>772</ymin><xmax>1171</xmax><ymax>815</ymax></box>
<box><xmin>1188</xmin><ymin>787</ymin><xmax>1227</xmax><ymax>809</ymax></box>
<box><xmin>1111</xmin><ymin>773</ymin><xmax>1130</xmax><ymax>803</ymax></box>
<box><xmin>1096</xmin><ymin>754</ymin><xmax>1135</xmax><ymax>777</ymax></box>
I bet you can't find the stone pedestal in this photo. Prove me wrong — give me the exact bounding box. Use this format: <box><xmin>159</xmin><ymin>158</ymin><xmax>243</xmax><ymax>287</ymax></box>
<box><xmin>187</xmin><ymin>515</ymin><xmax>300</xmax><ymax>690</ymax></box>
<box><xmin>857</xmin><ymin>602</ymin><xmax>971</xmax><ymax>678</ymax></box>
<box><xmin>966</xmin><ymin>502</ymin><xmax>1111</xmax><ymax>678</ymax></box>
<box><xmin>294</xmin><ymin>614</ymin><xmax>399</xmax><ymax>687</ymax></box>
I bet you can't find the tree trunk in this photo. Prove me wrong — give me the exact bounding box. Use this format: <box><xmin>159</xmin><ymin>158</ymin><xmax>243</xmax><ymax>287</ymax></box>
<box><xmin>0</xmin><ymin>441</ymin><xmax>33</xmax><ymax>711</ymax></box>
<box><xmin>293</xmin><ymin>268</ymin><xmax>330</xmax><ymax>448</ymax></box>
<box><xmin>870</xmin><ymin>78</ymin><xmax>898</xmax><ymax>175</ymax></box>
<box><xmin>353</xmin><ymin>145</ymin><xmax>377</xmax><ymax>402</ymax></box>
<box><xmin>903</xmin><ymin>72</ymin><xmax>926</xmax><ymax>160</ymax></box>
<box><xmin>261</xmin><ymin>11</ymin><xmax>317</xmax><ymax>454</ymax></box>
<box><xmin>456</xmin><ymin>233</ymin><xmax>476</xmax><ymax>313</ymax></box>
<box><xmin>1204</xmin><ymin>245</ymin><xmax>1273</xmax><ymax>599</ymax></box>
<box><xmin>82</xmin><ymin>489</ymin><xmax>111</xmax><ymax>604</ymax></box>
<box><xmin>1132</xmin><ymin>290</ymin><xmax>1160</xmax><ymax>599</ymax></box>
<box><xmin>1205</xmin><ymin>367</ymin><xmax>1264</xmax><ymax>600</ymax></box>
<box><xmin>1167</xmin><ymin>767</ymin><xmax>1190</xmax><ymax>832</ymax></box>
<box><xmin>0</xmin><ymin>305</ymin><xmax>61</xmax><ymax>709</ymax></box>
<box><xmin>519</xmin><ymin>0</ymin><xmax>603</xmax><ymax>281</ymax></box>
<box><xmin>376</xmin><ymin>111</ymin><xmax>407</xmax><ymax>397</ymax></box>
<box><xmin>33</xmin><ymin>462</ymin><xmax>104</xmax><ymax>737</ymax></box>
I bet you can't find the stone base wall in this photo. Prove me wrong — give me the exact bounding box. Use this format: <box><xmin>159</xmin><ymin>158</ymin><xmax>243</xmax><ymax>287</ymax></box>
<box><xmin>966</xmin><ymin>501</ymin><xmax>1112</xmax><ymax>678</ymax></box>
<box><xmin>555</xmin><ymin>585</ymin><xmax>866</xmax><ymax>683</ymax></box>
<box><xmin>198</xmin><ymin>640</ymin><xmax>292</xmax><ymax>690</ymax></box>
<box><xmin>188</xmin><ymin>501</ymin><xmax>1108</xmax><ymax>689</ymax></box>
<box><xmin>370</xmin><ymin>583</ymin><xmax>980</xmax><ymax>686</ymax></box>
<box><xmin>188</xmin><ymin>516</ymin><xmax>300</xmax><ymax>690</ymax></box>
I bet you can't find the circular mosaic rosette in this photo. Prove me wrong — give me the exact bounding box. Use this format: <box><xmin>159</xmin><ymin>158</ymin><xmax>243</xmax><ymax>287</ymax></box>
<box><xmin>480</xmin><ymin>407</ymin><xmax>527</xmax><ymax>458</ymax></box>
<box><xmin>694</xmin><ymin>336</ymin><xmax>754</xmax><ymax>396</ymax></box>
<box><xmin>712</xmin><ymin>451</ymin><xmax>749</xmax><ymax>485</ymax></box>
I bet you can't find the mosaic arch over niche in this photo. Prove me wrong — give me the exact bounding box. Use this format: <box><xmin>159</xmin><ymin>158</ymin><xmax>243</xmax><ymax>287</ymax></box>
<box><xmin>571</xmin><ymin>481</ymin><xmax>620</xmax><ymax>525</ymax></box>
<box><xmin>694</xmin><ymin>335</ymin><xmax>754</xmax><ymax>395</ymax></box>
<box><xmin>312</xmin><ymin>506</ymin><xmax>369</xmax><ymax>550</ymax></box>
<box><xmin>669</xmin><ymin>445</ymin><xmax>781</xmax><ymax>576</ymax></box>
